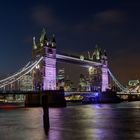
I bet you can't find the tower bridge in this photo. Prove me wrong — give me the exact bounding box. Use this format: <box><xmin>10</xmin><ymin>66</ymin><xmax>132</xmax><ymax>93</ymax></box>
<box><xmin>0</xmin><ymin>29</ymin><xmax>138</xmax><ymax>100</ymax></box>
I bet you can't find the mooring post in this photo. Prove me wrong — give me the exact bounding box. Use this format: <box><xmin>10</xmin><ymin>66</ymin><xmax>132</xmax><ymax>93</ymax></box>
<box><xmin>42</xmin><ymin>94</ymin><xmax>50</xmax><ymax>130</ymax></box>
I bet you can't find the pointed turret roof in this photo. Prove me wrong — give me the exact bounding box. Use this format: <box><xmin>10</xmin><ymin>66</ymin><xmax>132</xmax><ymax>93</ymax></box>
<box><xmin>33</xmin><ymin>37</ymin><xmax>37</xmax><ymax>49</ymax></box>
<box><xmin>39</xmin><ymin>28</ymin><xmax>47</xmax><ymax>44</ymax></box>
<box><xmin>103</xmin><ymin>49</ymin><xmax>107</xmax><ymax>56</ymax></box>
<box><xmin>95</xmin><ymin>44</ymin><xmax>98</xmax><ymax>48</ymax></box>
<box><xmin>51</xmin><ymin>34</ymin><xmax>56</xmax><ymax>47</ymax></box>
<box><xmin>52</xmin><ymin>34</ymin><xmax>56</xmax><ymax>43</ymax></box>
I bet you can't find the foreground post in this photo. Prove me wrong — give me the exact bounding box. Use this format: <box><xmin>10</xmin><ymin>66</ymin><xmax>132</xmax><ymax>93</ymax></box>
<box><xmin>42</xmin><ymin>94</ymin><xmax>50</xmax><ymax>130</ymax></box>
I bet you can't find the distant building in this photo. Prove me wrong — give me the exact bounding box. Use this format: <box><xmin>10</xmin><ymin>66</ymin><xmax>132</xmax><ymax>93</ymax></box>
<box><xmin>20</xmin><ymin>74</ymin><xmax>33</xmax><ymax>91</ymax></box>
<box><xmin>128</xmin><ymin>80</ymin><xmax>139</xmax><ymax>87</ymax></box>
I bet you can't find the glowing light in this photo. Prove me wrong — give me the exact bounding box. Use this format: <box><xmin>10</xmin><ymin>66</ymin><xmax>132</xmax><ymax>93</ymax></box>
<box><xmin>88</xmin><ymin>66</ymin><xmax>93</xmax><ymax>72</ymax></box>
<box><xmin>88</xmin><ymin>66</ymin><xmax>96</xmax><ymax>75</ymax></box>
<box><xmin>47</xmin><ymin>42</ymin><xmax>49</xmax><ymax>46</ymax></box>
<box><xmin>35</xmin><ymin>64</ymin><xmax>40</xmax><ymax>69</ymax></box>
<box><xmin>80</xmin><ymin>55</ymin><xmax>84</xmax><ymax>61</ymax></box>
<box><xmin>40</xmin><ymin>43</ymin><xmax>43</xmax><ymax>47</ymax></box>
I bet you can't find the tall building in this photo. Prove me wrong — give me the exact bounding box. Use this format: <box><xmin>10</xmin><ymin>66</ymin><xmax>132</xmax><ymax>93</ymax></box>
<box><xmin>20</xmin><ymin>73</ymin><xmax>33</xmax><ymax>91</ymax></box>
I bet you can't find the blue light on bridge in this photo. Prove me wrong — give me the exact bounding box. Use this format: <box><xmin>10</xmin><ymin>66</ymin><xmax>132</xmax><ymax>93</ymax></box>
<box><xmin>95</xmin><ymin>92</ymin><xmax>99</xmax><ymax>97</ymax></box>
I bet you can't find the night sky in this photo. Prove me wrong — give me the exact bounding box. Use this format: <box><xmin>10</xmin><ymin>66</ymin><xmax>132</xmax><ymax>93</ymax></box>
<box><xmin>0</xmin><ymin>0</ymin><xmax>140</xmax><ymax>85</ymax></box>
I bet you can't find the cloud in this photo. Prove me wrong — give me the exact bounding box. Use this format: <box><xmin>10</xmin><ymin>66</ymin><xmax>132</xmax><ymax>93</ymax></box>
<box><xmin>31</xmin><ymin>5</ymin><xmax>56</xmax><ymax>26</ymax></box>
<box><xmin>62</xmin><ymin>10</ymin><xmax>125</xmax><ymax>34</ymax></box>
<box><xmin>95</xmin><ymin>10</ymin><xmax>125</xmax><ymax>24</ymax></box>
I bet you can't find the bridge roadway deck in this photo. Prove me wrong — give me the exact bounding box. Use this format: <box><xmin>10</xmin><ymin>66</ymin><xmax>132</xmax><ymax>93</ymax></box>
<box><xmin>0</xmin><ymin>91</ymin><xmax>140</xmax><ymax>96</ymax></box>
<box><xmin>117</xmin><ymin>92</ymin><xmax>140</xmax><ymax>95</ymax></box>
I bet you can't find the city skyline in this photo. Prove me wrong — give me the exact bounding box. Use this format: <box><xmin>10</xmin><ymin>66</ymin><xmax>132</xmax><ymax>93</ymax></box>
<box><xmin>0</xmin><ymin>0</ymin><xmax>140</xmax><ymax>85</ymax></box>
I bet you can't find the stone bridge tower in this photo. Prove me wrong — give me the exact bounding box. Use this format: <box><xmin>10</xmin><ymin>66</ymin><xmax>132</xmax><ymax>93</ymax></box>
<box><xmin>43</xmin><ymin>34</ymin><xmax>56</xmax><ymax>90</ymax></box>
<box><xmin>32</xmin><ymin>29</ymin><xmax>56</xmax><ymax>91</ymax></box>
<box><xmin>101</xmin><ymin>50</ymin><xmax>108</xmax><ymax>92</ymax></box>
<box><xmin>87</xmin><ymin>46</ymin><xmax>109</xmax><ymax>92</ymax></box>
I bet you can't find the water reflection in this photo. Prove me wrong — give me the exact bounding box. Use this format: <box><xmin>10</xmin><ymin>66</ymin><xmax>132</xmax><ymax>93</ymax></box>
<box><xmin>0</xmin><ymin>102</ymin><xmax>140</xmax><ymax>139</ymax></box>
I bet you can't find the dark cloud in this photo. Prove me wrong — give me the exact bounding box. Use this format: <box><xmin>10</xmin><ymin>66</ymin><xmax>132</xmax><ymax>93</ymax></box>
<box><xmin>31</xmin><ymin>5</ymin><xmax>56</xmax><ymax>26</ymax></box>
<box><xmin>62</xmin><ymin>9</ymin><xmax>126</xmax><ymax>35</ymax></box>
<box><xmin>95</xmin><ymin>10</ymin><xmax>125</xmax><ymax>24</ymax></box>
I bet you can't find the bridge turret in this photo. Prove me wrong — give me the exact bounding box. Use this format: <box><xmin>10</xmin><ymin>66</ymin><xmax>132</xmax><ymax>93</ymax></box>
<box><xmin>101</xmin><ymin>50</ymin><xmax>108</xmax><ymax>66</ymax></box>
<box><xmin>32</xmin><ymin>29</ymin><xmax>48</xmax><ymax>59</ymax></box>
<box><xmin>51</xmin><ymin>34</ymin><xmax>56</xmax><ymax>48</ymax></box>
<box><xmin>33</xmin><ymin>37</ymin><xmax>37</xmax><ymax>50</ymax></box>
<box><xmin>39</xmin><ymin>28</ymin><xmax>47</xmax><ymax>47</ymax></box>
<box><xmin>95</xmin><ymin>44</ymin><xmax>101</xmax><ymax>60</ymax></box>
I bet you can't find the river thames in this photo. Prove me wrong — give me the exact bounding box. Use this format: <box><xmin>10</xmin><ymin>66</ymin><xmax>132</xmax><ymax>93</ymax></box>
<box><xmin>0</xmin><ymin>101</ymin><xmax>140</xmax><ymax>140</ymax></box>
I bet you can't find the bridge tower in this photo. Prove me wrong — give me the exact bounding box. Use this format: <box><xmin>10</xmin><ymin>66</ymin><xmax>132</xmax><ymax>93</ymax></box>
<box><xmin>101</xmin><ymin>50</ymin><xmax>108</xmax><ymax>92</ymax></box>
<box><xmin>43</xmin><ymin>34</ymin><xmax>56</xmax><ymax>90</ymax></box>
<box><xmin>32</xmin><ymin>29</ymin><xmax>56</xmax><ymax>90</ymax></box>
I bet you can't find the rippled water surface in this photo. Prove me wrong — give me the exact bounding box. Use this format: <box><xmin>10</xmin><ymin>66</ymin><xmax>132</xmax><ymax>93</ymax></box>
<box><xmin>1</xmin><ymin>101</ymin><xmax>140</xmax><ymax>140</ymax></box>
